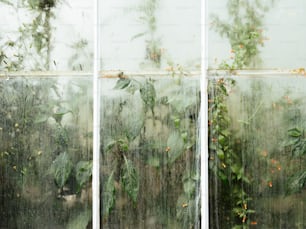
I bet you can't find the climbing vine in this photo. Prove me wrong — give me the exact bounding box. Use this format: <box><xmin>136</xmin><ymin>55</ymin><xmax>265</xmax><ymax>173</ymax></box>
<box><xmin>209</xmin><ymin>0</ymin><xmax>276</xmax><ymax>228</ymax></box>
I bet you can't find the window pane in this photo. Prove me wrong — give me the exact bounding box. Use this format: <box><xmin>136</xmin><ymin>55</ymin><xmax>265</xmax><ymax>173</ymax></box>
<box><xmin>0</xmin><ymin>1</ymin><xmax>93</xmax><ymax>71</ymax></box>
<box><xmin>208</xmin><ymin>73</ymin><xmax>306</xmax><ymax>228</ymax></box>
<box><xmin>100</xmin><ymin>75</ymin><xmax>201</xmax><ymax>228</ymax></box>
<box><xmin>100</xmin><ymin>0</ymin><xmax>201</xmax><ymax>71</ymax></box>
<box><xmin>0</xmin><ymin>75</ymin><xmax>92</xmax><ymax>228</ymax></box>
<box><xmin>208</xmin><ymin>0</ymin><xmax>306</xmax><ymax>69</ymax></box>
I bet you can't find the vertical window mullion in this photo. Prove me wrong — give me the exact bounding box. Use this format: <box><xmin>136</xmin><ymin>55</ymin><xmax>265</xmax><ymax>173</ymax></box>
<box><xmin>92</xmin><ymin>0</ymin><xmax>101</xmax><ymax>228</ymax></box>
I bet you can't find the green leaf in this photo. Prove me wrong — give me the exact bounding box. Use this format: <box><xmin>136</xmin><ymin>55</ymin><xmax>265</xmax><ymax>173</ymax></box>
<box><xmin>34</xmin><ymin>114</ymin><xmax>49</xmax><ymax>123</ymax></box>
<box><xmin>75</xmin><ymin>161</ymin><xmax>92</xmax><ymax>190</ymax></box>
<box><xmin>50</xmin><ymin>152</ymin><xmax>73</xmax><ymax>188</ymax></box>
<box><xmin>183</xmin><ymin>179</ymin><xmax>196</xmax><ymax>197</ymax></box>
<box><xmin>140</xmin><ymin>80</ymin><xmax>156</xmax><ymax>113</ymax></box>
<box><xmin>105</xmin><ymin>140</ymin><xmax>117</xmax><ymax>152</ymax></box>
<box><xmin>123</xmin><ymin>112</ymin><xmax>144</xmax><ymax>141</ymax></box>
<box><xmin>287</xmin><ymin>171</ymin><xmax>306</xmax><ymax>194</ymax></box>
<box><xmin>147</xmin><ymin>156</ymin><xmax>160</xmax><ymax>167</ymax></box>
<box><xmin>114</xmin><ymin>78</ymin><xmax>131</xmax><ymax>90</ymax></box>
<box><xmin>131</xmin><ymin>32</ymin><xmax>147</xmax><ymax>41</ymax></box>
<box><xmin>67</xmin><ymin>209</ymin><xmax>91</xmax><ymax>229</ymax></box>
<box><xmin>288</xmin><ymin>128</ymin><xmax>302</xmax><ymax>137</ymax></box>
<box><xmin>121</xmin><ymin>156</ymin><xmax>139</xmax><ymax>203</ymax></box>
<box><xmin>103</xmin><ymin>171</ymin><xmax>116</xmax><ymax>217</ymax></box>
<box><xmin>167</xmin><ymin>131</ymin><xmax>185</xmax><ymax>164</ymax></box>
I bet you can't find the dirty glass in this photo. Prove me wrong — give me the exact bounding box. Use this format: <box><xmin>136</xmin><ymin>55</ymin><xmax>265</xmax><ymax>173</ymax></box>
<box><xmin>100</xmin><ymin>0</ymin><xmax>201</xmax><ymax>71</ymax></box>
<box><xmin>0</xmin><ymin>75</ymin><xmax>92</xmax><ymax>228</ymax></box>
<box><xmin>0</xmin><ymin>0</ymin><xmax>93</xmax><ymax>71</ymax></box>
<box><xmin>208</xmin><ymin>0</ymin><xmax>306</xmax><ymax>69</ymax></box>
<box><xmin>99</xmin><ymin>0</ymin><xmax>202</xmax><ymax>228</ymax></box>
<box><xmin>100</xmin><ymin>76</ymin><xmax>201</xmax><ymax>228</ymax></box>
<box><xmin>207</xmin><ymin>0</ymin><xmax>306</xmax><ymax>228</ymax></box>
<box><xmin>208</xmin><ymin>74</ymin><xmax>306</xmax><ymax>228</ymax></box>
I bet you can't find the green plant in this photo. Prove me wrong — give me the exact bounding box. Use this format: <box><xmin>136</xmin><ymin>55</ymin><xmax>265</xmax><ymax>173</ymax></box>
<box><xmin>0</xmin><ymin>78</ymin><xmax>93</xmax><ymax>228</ymax></box>
<box><xmin>0</xmin><ymin>0</ymin><xmax>62</xmax><ymax>71</ymax></box>
<box><xmin>101</xmin><ymin>76</ymin><xmax>200</xmax><ymax>228</ymax></box>
<box><xmin>208</xmin><ymin>1</ymin><xmax>277</xmax><ymax>227</ymax></box>
<box><xmin>68</xmin><ymin>39</ymin><xmax>93</xmax><ymax>71</ymax></box>
<box><xmin>131</xmin><ymin>0</ymin><xmax>163</xmax><ymax>68</ymax></box>
<box><xmin>211</xmin><ymin>0</ymin><xmax>274</xmax><ymax>70</ymax></box>
<box><xmin>209</xmin><ymin>78</ymin><xmax>255</xmax><ymax>228</ymax></box>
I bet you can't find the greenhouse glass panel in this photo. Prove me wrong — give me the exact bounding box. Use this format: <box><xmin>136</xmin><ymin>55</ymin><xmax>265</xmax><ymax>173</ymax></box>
<box><xmin>208</xmin><ymin>72</ymin><xmax>306</xmax><ymax>228</ymax></box>
<box><xmin>0</xmin><ymin>0</ymin><xmax>93</xmax><ymax>71</ymax></box>
<box><xmin>0</xmin><ymin>75</ymin><xmax>93</xmax><ymax>228</ymax></box>
<box><xmin>207</xmin><ymin>0</ymin><xmax>306</xmax><ymax>69</ymax></box>
<box><xmin>99</xmin><ymin>0</ymin><xmax>202</xmax><ymax>228</ymax></box>
<box><xmin>207</xmin><ymin>0</ymin><xmax>306</xmax><ymax>228</ymax></box>
<box><xmin>99</xmin><ymin>0</ymin><xmax>201</xmax><ymax>71</ymax></box>
<box><xmin>100</xmin><ymin>75</ymin><xmax>201</xmax><ymax>228</ymax></box>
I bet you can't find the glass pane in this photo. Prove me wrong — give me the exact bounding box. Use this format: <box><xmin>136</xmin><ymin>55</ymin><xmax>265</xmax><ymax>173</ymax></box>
<box><xmin>100</xmin><ymin>0</ymin><xmax>201</xmax><ymax>71</ymax></box>
<box><xmin>100</xmin><ymin>75</ymin><xmax>201</xmax><ymax>228</ymax></box>
<box><xmin>0</xmin><ymin>1</ymin><xmax>93</xmax><ymax>71</ymax></box>
<box><xmin>0</xmin><ymin>75</ymin><xmax>92</xmax><ymax>228</ymax></box>
<box><xmin>208</xmin><ymin>0</ymin><xmax>306</xmax><ymax>69</ymax></box>
<box><xmin>208</xmin><ymin>73</ymin><xmax>306</xmax><ymax>228</ymax></box>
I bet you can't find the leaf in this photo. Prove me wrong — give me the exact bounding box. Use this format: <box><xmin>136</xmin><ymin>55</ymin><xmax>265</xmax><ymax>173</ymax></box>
<box><xmin>130</xmin><ymin>32</ymin><xmax>147</xmax><ymax>41</ymax></box>
<box><xmin>103</xmin><ymin>171</ymin><xmax>116</xmax><ymax>217</ymax></box>
<box><xmin>114</xmin><ymin>78</ymin><xmax>131</xmax><ymax>90</ymax></box>
<box><xmin>67</xmin><ymin>209</ymin><xmax>91</xmax><ymax>229</ymax></box>
<box><xmin>288</xmin><ymin>128</ymin><xmax>302</xmax><ymax>137</ymax></box>
<box><xmin>287</xmin><ymin>171</ymin><xmax>306</xmax><ymax>194</ymax></box>
<box><xmin>75</xmin><ymin>161</ymin><xmax>92</xmax><ymax>190</ymax></box>
<box><xmin>183</xmin><ymin>179</ymin><xmax>196</xmax><ymax>197</ymax></box>
<box><xmin>121</xmin><ymin>156</ymin><xmax>139</xmax><ymax>203</ymax></box>
<box><xmin>34</xmin><ymin>114</ymin><xmax>49</xmax><ymax>123</ymax></box>
<box><xmin>147</xmin><ymin>156</ymin><xmax>160</xmax><ymax>167</ymax></box>
<box><xmin>105</xmin><ymin>140</ymin><xmax>117</xmax><ymax>152</ymax></box>
<box><xmin>140</xmin><ymin>80</ymin><xmax>156</xmax><ymax>113</ymax></box>
<box><xmin>167</xmin><ymin>131</ymin><xmax>185</xmax><ymax>164</ymax></box>
<box><xmin>50</xmin><ymin>152</ymin><xmax>73</xmax><ymax>188</ymax></box>
<box><xmin>123</xmin><ymin>111</ymin><xmax>144</xmax><ymax>141</ymax></box>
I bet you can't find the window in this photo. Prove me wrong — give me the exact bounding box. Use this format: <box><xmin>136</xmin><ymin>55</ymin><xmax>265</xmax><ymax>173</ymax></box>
<box><xmin>0</xmin><ymin>1</ymin><xmax>203</xmax><ymax>228</ymax></box>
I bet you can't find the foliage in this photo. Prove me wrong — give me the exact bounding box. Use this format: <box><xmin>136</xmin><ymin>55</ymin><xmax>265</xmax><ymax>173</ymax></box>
<box><xmin>102</xmin><ymin>172</ymin><xmax>115</xmax><ymax>217</ymax></box>
<box><xmin>0</xmin><ymin>78</ymin><xmax>92</xmax><ymax>228</ymax></box>
<box><xmin>131</xmin><ymin>0</ymin><xmax>163</xmax><ymax>68</ymax></box>
<box><xmin>75</xmin><ymin>161</ymin><xmax>93</xmax><ymax>191</ymax></box>
<box><xmin>0</xmin><ymin>0</ymin><xmax>62</xmax><ymax>71</ymax></box>
<box><xmin>102</xmin><ymin>76</ymin><xmax>200</xmax><ymax>227</ymax></box>
<box><xmin>208</xmin><ymin>77</ymin><xmax>255</xmax><ymax>228</ymax></box>
<box><xmin>68</xmin><ymin>39</ymin><xmax>93</xmax><ymax>71</ymax></box>
<box><xmin>210</xmin><ymin>0</ymin><xmax>275</xmax><ymax>70</ymax></box>
<box><xmin>208</xmin><ymin>1</ymin><xmax>277</xmax><ymax>227</ymax></box>
<box><xmin>66</xmin><ymin>209</ymin><xmax>92</xmax><ymax>229</ymax></box>
<box><xmin>121</xmin><ymin>156</ymin><xmax>139</xmax><ymax>203</ymax></box>
<box><xmin>50</xmin><ymin>152</ymin><xmax>73</xmax><ymax>188</ymax></box>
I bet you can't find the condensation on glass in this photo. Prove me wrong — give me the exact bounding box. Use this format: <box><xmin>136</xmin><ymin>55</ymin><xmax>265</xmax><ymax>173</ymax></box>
<box><xmin>208</xmin><ymin>72</ymin><xmax>306</xmax><ymax>228</ymax></box>
<box><xmin>0</xmin><ymin>75</ymin><xmax>93</xmax><ymax>228</ymax></box>
<box><xmin>207</xmin><ymin>0</ymin><xmax>306</xmax><ymax>228</ymax></box>
<box><xmin>0</xmin><ymin>0</ymin><xmax>202</xmax><ymax>228</ymax></box>
<box><xmin>99</xmin><ymin>1</ymin><xmax>202</xmax><ymax>228</ymax></box>
<box><xmin>100</xmin><ymin>76</ymin><xmax>201</xmax><ymax>228</ymax></box>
